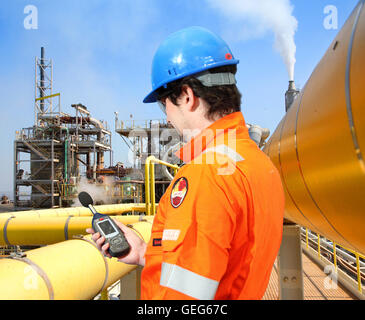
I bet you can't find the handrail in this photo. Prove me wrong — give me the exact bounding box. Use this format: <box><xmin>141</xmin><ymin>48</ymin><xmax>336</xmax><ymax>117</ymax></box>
<box><xmin>144</xmin><ymin>156</ymin><xmax>179</xmax><ymax>215</ymax></box>
<box><xmin>302</xmin><ymin>227</ymin><xmax>365</xmax><ymax>294</ymax></box>
<box><xmin>35</xmin><ymin>93</ymin><xmax>60</xmax><ymax>102</ymax></box>
<box><xmin>117</xmin><ymin>119</ymin><xmax>169</xmax><ymax>130</ymax></box>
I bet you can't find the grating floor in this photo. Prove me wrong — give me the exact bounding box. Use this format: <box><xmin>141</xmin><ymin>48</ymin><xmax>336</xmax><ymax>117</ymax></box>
<box><xmin>262</xmin><ymin>252</ymin><xmax>356</xmax><ymax>300</ymax></box>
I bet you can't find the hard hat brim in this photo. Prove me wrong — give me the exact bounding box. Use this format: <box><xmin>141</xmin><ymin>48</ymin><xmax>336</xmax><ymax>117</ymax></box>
<box><xmin>143</xmin><ymin>59</ymin><xmax>239</xmax><ymax>104</ymax></box>
<box><xmin>143</xmin><ymin>91</ymin><xmax>159</xmax><ymax>104</ymax></box>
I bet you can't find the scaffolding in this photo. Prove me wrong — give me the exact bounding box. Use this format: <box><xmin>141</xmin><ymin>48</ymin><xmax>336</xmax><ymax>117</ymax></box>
<box><xmin>13</xmin><ymin>48</ymin><xmax>112</xmax><ymax>208</ymax></box>
<box><xmin>115</xmin><ymin>114</ymin><xmax>183</xmax><ymax>202</ymax></box>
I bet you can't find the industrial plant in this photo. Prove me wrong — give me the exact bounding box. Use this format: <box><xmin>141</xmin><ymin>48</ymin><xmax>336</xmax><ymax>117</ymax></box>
<box><xmin>12</xmin><ymin>48</ymin><xmax>182</xmax><ymax>211</ymax></box>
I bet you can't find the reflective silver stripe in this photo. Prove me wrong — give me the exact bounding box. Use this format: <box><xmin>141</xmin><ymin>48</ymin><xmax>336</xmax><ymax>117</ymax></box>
<box><xmin>196</xmin><ymin>71</ymin><xmax>236</xmax><ymax>87</ymax></box>
<box><xmin>203</xmin><ymin>144</ymin><xmax>244</xmax><ymax>162</ymax></box>
<box><xmin>160</xmin><ymin>262</ymin><xmax>219</xmax><ymax>300</ymax></box>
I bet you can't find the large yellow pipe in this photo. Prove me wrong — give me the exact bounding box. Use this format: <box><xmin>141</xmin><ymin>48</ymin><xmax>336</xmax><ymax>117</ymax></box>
<box><xmin>264</xmin><ymin>1</ymin><xmax>365</xmax><ymax>255</ymax></box>
<box><xmin>0</xmin><ymin>215</ymin><xmax>154</xmax><ymax>246</ymax></box>
<box><xmin>0</xmin><ymin>221</ymin><xmax>152</xmax><ymax>300</ymax></box>
<box><xmin>0</xmin><ymin>203</ymin><xmax>148</xmax><ymax>218</ymax></box>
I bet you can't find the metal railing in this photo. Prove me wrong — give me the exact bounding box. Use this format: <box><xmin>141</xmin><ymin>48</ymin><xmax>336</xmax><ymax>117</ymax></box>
<box><xmin>60</xmin><ymin>181</ymin><xmax>145</xmax><ymax>204</ymax></box>
<box><xmin>302</xmin><ymin>228</ymin><xmax>365</xmax><ymax>294</ymax></box>
<box><xmin>116</xmin><ymin>119</ymin><xmax>169</xmax><ymax>130</ymax></box>
<box><xmin>0</xmin><ymin>245</ymin><xmax>20</xmax><ymax>257</ymax></box>
<box><xmin>60</xmin><ymin>183</ymin><xmax>77</xmax><ymax>198</ymax></box>
<box><xmin>111</xmin><ymin>183</ymin><xmax>143</xmax><ymax>203</ymax></box>
<box><xmin>144</xmin><ymin>156</ymin><xmax>179</xmax><ymax>215</ymax></box>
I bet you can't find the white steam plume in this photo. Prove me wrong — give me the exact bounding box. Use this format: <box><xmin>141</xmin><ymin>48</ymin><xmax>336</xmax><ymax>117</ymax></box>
<box><xmin>206</xmin><ymin>0</ymin><xmax>298</xmax><ymax>80</ymax></box>
<box><xmin>72</xmin><ymin>176</ymin><xmax>113</xmax><ymax>207</ymax></box>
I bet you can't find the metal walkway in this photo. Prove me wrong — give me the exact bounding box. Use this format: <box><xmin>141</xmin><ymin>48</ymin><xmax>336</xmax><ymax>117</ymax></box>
<box><xmin>263</xmin><ymin>252</ymin><xmax>356</xmax><ymax>300</ymax></box>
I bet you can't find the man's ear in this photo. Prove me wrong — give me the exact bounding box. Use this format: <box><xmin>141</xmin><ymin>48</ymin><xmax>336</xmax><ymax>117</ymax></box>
<box><xmin>181</xmin><ymin>85</ymin><xmax>198</xmax><ymax>111</ymax></box>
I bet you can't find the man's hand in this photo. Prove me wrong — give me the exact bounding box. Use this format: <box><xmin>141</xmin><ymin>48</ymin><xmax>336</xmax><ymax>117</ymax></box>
<box><xmin>86</xmin><ymin>219</ymin><xmax>147</xmax><ymax>266</ymax></box>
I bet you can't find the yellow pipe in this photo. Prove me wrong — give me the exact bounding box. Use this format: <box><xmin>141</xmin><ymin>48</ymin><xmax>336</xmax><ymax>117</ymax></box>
<box><xmin>264</xmin><ymin>1</ymin><xmax>365</xmax><ymax>255</ymax></box>
<box><xmin>0</xmin><ymin>215</ymin><xmax>154</xmax><ymax>246</ymax></box>
<box><xmin>35</xmin><ymin>92</ymin><xmax>60</xmax><ymax>102</ymax></box>
<box><xmin>0</xmin><ymin>221</ymin><xmax>152</xmax><ymax>300</ymax></box>
<box><xmin>150</xmin><ymin>161</ymin><xmax>156</xmax><ymax>215</ymax></box>
<box><xmin>355</xmin><ymin>253</ymin><xmax>362</xmax><ymax>294</ymax></box>
<box><xmin>306</xmin><ymin>228</ymin><xmax>309</xmax><ymax>249</ymax></box>
<box><xmin>145</xmin><ymin>157</ymin><xmax>151</xmax><ymax>216</ymax></box>
<box><xmin>145</xmin><ymin>156</ymin><xmax>179</xmax><ymax>216</ymax></box>
<box><xmin>0</xmin><ymin>203</ymin><xmax>147</xmax><ymax>218</ymax></box>
<box><xmin>333</xmin><ymin>242</ymin><xmax>338</xmax><ymax>271</ymax></box>
<box><xmin>100</xmin><ymin>289</ymin><xmax>109</xmax><ymax>300</ymax></box>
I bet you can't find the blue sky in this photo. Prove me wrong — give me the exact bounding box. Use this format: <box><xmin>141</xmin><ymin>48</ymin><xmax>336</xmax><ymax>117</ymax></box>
<box><xmin>0</xmin><ymin>0</ymin><xmax>359</xmax><ymax>194</ymax></box>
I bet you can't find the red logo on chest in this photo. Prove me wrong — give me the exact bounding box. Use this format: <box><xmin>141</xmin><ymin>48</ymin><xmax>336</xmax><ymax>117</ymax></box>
<box><xmin>170</xmin><ymin>177</ymin><xmax>188</xmax><ymax>208</ymax></box>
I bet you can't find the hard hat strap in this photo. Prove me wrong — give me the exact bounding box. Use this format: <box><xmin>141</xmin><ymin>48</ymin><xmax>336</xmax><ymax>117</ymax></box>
<box><xmin>195</xmin><ymin>71</ymin><xmax>236</xmax><ymax>87</ymax></box>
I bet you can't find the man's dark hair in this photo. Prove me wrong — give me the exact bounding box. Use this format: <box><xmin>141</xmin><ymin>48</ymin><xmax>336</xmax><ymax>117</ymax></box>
<box><xmin>157</xmin><ymin>65</ymin><xmax>242</xmax><ymax>121</ymax></box>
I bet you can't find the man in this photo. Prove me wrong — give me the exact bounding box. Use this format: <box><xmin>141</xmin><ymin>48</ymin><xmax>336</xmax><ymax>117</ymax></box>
<box><xmin>87</xmin><ymin>26</ymin><xmax>285</xmax><ymax>300</ymax></box>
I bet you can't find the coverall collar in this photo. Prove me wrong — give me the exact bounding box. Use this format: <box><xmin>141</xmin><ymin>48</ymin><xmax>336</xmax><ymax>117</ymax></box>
<box><xmin>176</xmin><ymin>111</ymin><xmax>249</xmax><ymax>163</ymax></box>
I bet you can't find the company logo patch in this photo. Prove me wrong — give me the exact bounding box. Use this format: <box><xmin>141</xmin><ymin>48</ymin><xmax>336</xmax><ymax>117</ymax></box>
<box><xmin>170</xmin><ymin>177</ymin><xmax>188</xmax><ymax>208</ymax></box>
<box><xmin>152</xmin><ymin>238</ymin><xmax>162</xmax><ymax>247</ymax></box>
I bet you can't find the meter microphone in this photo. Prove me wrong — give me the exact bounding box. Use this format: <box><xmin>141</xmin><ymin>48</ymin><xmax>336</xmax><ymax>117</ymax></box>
<box><xmin>78</xmin><ymin>191</ymin><xmax>130</xmax><ymax>257</ymax></box>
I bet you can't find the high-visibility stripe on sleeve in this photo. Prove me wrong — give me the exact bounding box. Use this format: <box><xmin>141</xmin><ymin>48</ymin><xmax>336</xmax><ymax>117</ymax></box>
<box><xmin>203</xmin><ymin>144</ymin><xmax>244</xmax><ymax>162</ymax></box>
<box><xmin>160</xmin><ymin>262</ymin><xmax>219</xmax><ymax>300</ymax></box>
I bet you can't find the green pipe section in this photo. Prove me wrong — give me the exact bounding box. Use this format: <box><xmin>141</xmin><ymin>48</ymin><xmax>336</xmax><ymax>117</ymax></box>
<box><xmin>61</xmin><ymin>127</ymin><xmax>69</xmax><ymax>197</ymax></box>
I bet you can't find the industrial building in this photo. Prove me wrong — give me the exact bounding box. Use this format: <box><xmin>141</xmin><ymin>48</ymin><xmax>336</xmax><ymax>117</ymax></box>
<box><xmin>14</xmin><ymin>48</ymin><xmax>112</xmax><ymax>208</ymax></box>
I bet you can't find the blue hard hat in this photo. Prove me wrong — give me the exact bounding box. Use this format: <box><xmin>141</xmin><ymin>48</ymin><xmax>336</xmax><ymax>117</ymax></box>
<box><xmin>143</xmin><ymin>26</ymin><xmax>239</xmax><ymax>103</ymax></box>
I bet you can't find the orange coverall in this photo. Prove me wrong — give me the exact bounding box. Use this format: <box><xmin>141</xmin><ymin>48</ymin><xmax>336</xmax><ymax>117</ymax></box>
<box><xmin>141</xmin><ymin>111</ymin><xmax>285</xmax><ymax>300</ymax></box>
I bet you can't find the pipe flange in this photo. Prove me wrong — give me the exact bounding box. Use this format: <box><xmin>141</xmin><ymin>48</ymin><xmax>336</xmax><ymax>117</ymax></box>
<box><xmin>3</xmin><ymin>215</ymin><xmax>15</xmax><ymax>246</ymax></box>
<box><xmin>64</xmin><ymin>215</ymin><xmax>74</xmax><ymax>240</ymax></box>
<box><xmin>7</xmin><ymin>254</ymin><xmax>55</xmax><ymax>300</ymax></box>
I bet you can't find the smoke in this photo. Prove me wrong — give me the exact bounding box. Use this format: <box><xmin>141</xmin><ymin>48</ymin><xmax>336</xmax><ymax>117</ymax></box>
<box><xmin>206</xmin><ymin>0</ymin><xmax>298</xmax><ymax>80</ymax></box>
<box><xmin>72</xmin><ymin>176</ymin><xmax>114</xmax><ymax>207</ymax></box>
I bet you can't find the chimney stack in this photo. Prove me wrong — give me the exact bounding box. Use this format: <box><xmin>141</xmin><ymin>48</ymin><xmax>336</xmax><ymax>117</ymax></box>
<box><xmin>285</xmin><ymin>80</ymin><xmax>300</xmax><ymax>112</ymax></box>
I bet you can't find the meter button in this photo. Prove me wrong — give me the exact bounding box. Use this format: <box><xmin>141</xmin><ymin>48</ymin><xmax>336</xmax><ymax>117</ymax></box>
<box><xmin>112</xmin><ymin>238</ymin><xmax>122</xmax><ymax>245</ymax></box>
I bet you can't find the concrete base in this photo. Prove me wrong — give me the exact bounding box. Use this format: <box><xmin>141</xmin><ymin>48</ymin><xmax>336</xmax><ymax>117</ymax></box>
<box><xmin>278</xmin><ymin>224</ymin><xmax>304</xmax><ymax>300</ymax></box>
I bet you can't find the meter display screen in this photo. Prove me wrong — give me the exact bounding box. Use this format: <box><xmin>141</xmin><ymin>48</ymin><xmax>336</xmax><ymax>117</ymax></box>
<box><xmin>98</xmin><ymin>220</ymin><xmax>117</xmax><ymax>235</ymax></box>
